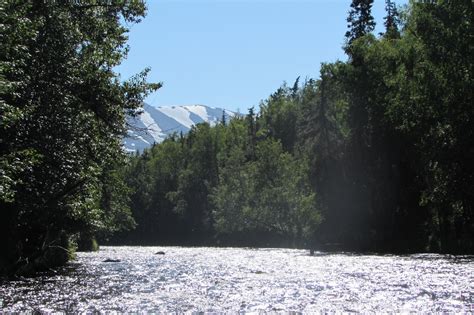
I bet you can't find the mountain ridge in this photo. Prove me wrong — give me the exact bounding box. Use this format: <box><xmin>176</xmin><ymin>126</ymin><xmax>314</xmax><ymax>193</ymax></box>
<box><xmin>123</xmin><ymin>104</ymin><xmax>237</xmax><ymax>152</ymax></box>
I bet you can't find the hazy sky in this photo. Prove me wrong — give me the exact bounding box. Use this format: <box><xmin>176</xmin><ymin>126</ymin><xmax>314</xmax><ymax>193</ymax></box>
<box><xmin>116</xmin><ymin>0</ymin><xmax>407</xmax><ymax>112</ymax></box>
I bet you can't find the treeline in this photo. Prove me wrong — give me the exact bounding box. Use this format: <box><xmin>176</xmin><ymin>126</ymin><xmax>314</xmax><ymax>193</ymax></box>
<box><xmin>113</xmin><ymin>113</ymin><xmax>319</xmax><ymax>247</ymax></box>
<box><xmin>0</xmin><ymin>1</ymin><xmax>158</xmax><ymax>275</ymax></box>
<box><xmin>115</xmin><ymin>0</ymin><xmax>473</xmax><ymax>253</ymax></box>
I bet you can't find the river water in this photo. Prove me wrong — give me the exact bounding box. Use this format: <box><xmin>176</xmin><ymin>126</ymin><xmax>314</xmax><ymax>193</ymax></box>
<box><xmin>0</xmin><ymin>246</ymin><xmax>473</xmax><ymax>313</ymax></box>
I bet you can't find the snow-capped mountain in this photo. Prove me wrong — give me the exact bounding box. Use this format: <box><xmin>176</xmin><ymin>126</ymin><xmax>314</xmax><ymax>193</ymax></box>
<box><xmin>123</xmin><ymin>104</ymin><xmax>237</xmax><ymax>152</ymax></box>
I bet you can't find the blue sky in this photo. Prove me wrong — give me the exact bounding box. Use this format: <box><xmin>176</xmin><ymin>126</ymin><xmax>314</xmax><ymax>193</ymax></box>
<box><xmin>117</xmin><ymin>0</ymin><xmax>407</xmax><ymax>113</ymax></box>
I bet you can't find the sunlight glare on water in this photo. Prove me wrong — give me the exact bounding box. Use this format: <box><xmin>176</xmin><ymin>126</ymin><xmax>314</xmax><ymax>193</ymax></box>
<box><xmin>0</xmin><ymin>246</ymin><xmax>473</xmax><ymax>312</ymax></box>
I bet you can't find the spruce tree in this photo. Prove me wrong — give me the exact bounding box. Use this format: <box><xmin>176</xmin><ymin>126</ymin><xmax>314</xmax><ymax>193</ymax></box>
<box><xmin>345</xmin><ymin>0</ymin><xmax>376</xmax><ymax>47</ymax></box>
<box><xmin>221</xmin><ymin>110</ymin><xmax>227</xmax><ymax>126</ymax></box>
<box><xmin>383</xmin><ymin>0</ymin><xmax>400</xmax><ymax>38</ymax></box>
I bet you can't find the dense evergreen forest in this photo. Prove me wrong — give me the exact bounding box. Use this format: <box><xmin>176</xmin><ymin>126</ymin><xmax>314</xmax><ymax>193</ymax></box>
<box><xmin>0</xmin><ymin>0</ymin><xmax>472</xmax><ymax>275</ymax></box>
<box><xmin>112</xmin><ymin>0</ymin><xmax>473</xmax><ymax>254</ymax></box>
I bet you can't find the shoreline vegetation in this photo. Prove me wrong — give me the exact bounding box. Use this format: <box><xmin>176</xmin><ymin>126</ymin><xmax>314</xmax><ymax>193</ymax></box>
<box><xmin>1</xmin><ymin>0</ymin><xmax>473</xmax><ymax>276</ymax></box>
<box><xmin>0</xmin><ymin>1</ymin><xmax>159</xmax><ymax>276</ymax></box>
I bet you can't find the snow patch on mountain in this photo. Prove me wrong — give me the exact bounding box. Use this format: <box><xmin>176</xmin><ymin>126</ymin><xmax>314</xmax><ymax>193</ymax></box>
<box><xmin>123</xmin><ymin>104</ymin><xmax>237</xmax><ymax>153</ymax></box>
<box><xmin>140</xmin><ymin>110</ymin><xmax>164</xmax><ymax>142</ymax></box>
<box><xmin>157</xmin><ymin>106</ymin><xmax>195</xmax><ymax>129</ymax></box>
<box><xmin>184</xmin><ymin>105</ymin><xmax>209</xmax><ymax>122</ymax></box>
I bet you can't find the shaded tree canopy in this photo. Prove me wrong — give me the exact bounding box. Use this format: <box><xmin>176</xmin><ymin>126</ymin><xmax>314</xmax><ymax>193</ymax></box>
<box><xmin>0</xmin><ymin>1</ymin><xmax>159</xmax><ymax>275</ymax></box>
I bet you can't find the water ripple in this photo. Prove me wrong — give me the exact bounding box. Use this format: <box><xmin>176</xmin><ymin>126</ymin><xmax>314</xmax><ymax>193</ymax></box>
<box><xmin>0</xmin><ymin>247</ymin><xmax>473</xmax><ymax>312</ymax></box>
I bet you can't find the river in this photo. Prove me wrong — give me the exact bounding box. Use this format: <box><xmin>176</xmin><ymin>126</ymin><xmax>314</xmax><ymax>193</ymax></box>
<box><xmin>0</xmin><ymin>246</ymin><xmax>472</xmax><ymax>312</ymax></box>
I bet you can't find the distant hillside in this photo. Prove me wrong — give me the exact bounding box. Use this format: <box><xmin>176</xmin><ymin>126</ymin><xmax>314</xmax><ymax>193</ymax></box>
<box><xmin>123</xmin><ymin>104</ymin><xmax>237</xmax><ymax>152</ymax></box>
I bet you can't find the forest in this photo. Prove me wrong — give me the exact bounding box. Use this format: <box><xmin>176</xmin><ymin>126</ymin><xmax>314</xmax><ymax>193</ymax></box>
<box><xmin>114</xmin><ymin>0</ymin><xmax>473</xmax><ymax>254</ymax></box>
<box><xmin>1</xmin><ymin>0</ymin><xmax>473</xmax><ymax>276</ymax></box>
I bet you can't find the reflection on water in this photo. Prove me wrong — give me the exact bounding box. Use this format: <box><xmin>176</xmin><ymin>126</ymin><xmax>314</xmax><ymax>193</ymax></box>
<box><xmin>0</xmin><ymin>247</ymin><xmax>473</xmax><ymax>312</ymax></box>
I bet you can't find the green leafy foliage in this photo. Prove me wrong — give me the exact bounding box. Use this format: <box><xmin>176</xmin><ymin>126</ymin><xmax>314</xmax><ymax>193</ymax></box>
<box><xmin>116</xmin><ymin>113</ymin><xmax>320</xmax><ymax>248</ymax></box>
<box><xmin>0</xmin><ymin>1</ymin><xmax>158</xmax><ymax>275</ymax></box>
